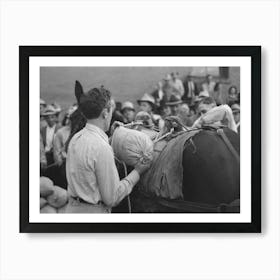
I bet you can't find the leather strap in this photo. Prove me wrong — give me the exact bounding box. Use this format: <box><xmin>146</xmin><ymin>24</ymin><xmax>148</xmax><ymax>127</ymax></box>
<box><xmin>217</xmin><ymin>128</ymin><xmax>240</xmax><ymax>163</ymax></box>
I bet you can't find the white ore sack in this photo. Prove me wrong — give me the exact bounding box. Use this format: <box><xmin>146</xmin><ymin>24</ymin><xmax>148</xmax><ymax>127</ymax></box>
<box><xmin>46</xmin><ymin>186</ymin><xmax>68</xmax><ymax>208</ymax></box>
<box><xmin>111</xmin><ymin>126</ymin><xmax>153</xmax><ymax>166</ymax></box>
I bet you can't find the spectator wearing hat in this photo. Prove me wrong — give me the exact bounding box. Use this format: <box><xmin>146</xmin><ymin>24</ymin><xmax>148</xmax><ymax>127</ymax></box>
<box><xmin>171</xmin><ymin>72</ymin><xmax>185</xmax><ymax>97</ymax></box>
<box><xmin>51</xmin><ymin>105</ymin><xmax>78</xmax><ymax>189</ymax></box>
<box><xmin>182</xmin><ymin>75</ymin><xmax>199</xmax><ymax>104</ymax></box>
<box><xmin>134</xmin><ymin>111</ymin><xmax>159</xmax><ymax>141</ymax></box>
<box><xmin>40</xmin><ymin>105</ymin><xmax>62</xmax><ymax>165</ymax></box>
<box><xmin>40</xmin><ymin>99</ymin><xmax>47</xmax><ymax>129</ymax></box>
<box><xmin>121</xmin><ymin>101</ymin><xmax>135</xmax><ymax>124</ymax></box>
<box><xmin>137</xmin><ymin>93</ymin><xmax>164</xmax><ymax>129</ymax></box>
<box><xmin>51</xmin><ymin>102</ymin><xmax>62</xmax><ymax>124</ymax></box>
<box><xmin>165</xmin><ymin>95</ymin><xmax>183</xmax><ymax>116</ymax></box>
<box><xmin>231</xmin><ymin>103</ymin><xmax>240</xmax><ymax>134</ymax></box>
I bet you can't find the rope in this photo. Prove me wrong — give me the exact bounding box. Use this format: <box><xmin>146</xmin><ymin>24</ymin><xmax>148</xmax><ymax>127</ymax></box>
<box><xmin>115</xmin><ymin>156</ymin><xmax>131</xmax><ymax>213</ymax></box>
<box><xmin>121</xmin><ymin>161</ymin><xmax>132</xmax><ymax>213</ymax></box>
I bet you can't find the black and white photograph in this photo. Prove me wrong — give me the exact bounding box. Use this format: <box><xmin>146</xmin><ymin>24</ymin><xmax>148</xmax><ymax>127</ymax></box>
<box><xmin>39</xmin><ymin>66</ymin><xmax>241</xmax><ymax>214</ymax></box>
<box><xmin>20</xmin><ymin>46</ymin><xmax>260</xmax><ymax>232</ymax></box>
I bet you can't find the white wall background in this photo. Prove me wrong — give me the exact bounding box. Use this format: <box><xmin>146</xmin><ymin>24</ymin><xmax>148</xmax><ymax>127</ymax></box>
<box><xmin>0</xmin><ymin>0</ymin><xmax>279</xmax><ymax>279</ymax></box>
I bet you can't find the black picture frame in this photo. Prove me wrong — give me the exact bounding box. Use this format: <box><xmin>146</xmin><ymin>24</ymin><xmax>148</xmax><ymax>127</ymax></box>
<box><xmin>20</xmin><ymin>46</ymin><xmax>261</xmax><ymax>233</ymax></box>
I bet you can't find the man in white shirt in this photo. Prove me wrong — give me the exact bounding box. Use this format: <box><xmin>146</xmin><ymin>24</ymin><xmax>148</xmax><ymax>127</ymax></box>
<box><xmin>202</xmin><ymin>74</ymin><xmax>216</xmax><ymax>97</ymax></box>
<box><xmin>66</xmin><ymin>81</ymin><xmax>151</xmax><ymax>213</ymax></box>
<box><xmin>171</xmin><ymin>72</ymin><xmax>185</xmax><ymax>97</ymax></box>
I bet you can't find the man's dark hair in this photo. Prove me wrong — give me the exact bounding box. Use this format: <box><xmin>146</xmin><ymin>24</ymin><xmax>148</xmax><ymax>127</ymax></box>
<box><xmin>199</xmin><ymin>97</ymin><xmax>216</xmax><ymax>106</ymax></box>
<box><xmin>79</xmin><ymin>86</ymin><xmax>111</xmax><ymax>119</ymax></box>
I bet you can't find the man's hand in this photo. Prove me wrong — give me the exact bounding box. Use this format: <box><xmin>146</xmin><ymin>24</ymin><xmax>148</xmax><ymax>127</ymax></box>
<box><xmin>110</xmin><ymin>121</ymin><xmax>124</xmax><ymax>135</ymax></box>
<box><xmin>135</xmin><ymin>155</ymin><xmax>153</xmax><ymax>175</ymax></box>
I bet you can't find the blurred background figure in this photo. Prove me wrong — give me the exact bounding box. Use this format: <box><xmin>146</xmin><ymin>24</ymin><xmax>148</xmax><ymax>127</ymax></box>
<box><xmin>165</xmin><ymin>95</ymin><xmax>183</xmax><ymax>116</ymax></box>
<box><xmin>40</xmin><ymin>105</ymin><xmax>62</xmax><ymax>165</ymax></box>
<box><xmin>202</xmin><ymin>74</ymin><xmax>216</xmax><ymax>97</ymax></box>
<box><xmin>40</xmin><ymin>99</ymin><xmax>47</xmax><ymax>129</ymax></box>
<box><xmin>182</xmin><ymin>75</ymin><xmax>199</xmax><ymax>104</ymax></box>
<box><xmin>197</xmin><ymin>97</ymin><xmax>216</xmax><ymax>117</ymax></box>
<box><xmin>231</xmin><ymin>103</ymin><xmax>240</xmax><ymax>134</ymax></box>
<box><xmin>121</xmin><ymin>101</ymin><xmax>135</xmax><ymax>124</ymax></box>
<box><xmin>227</xmin><ymin>85</ymin><xmax>239</xmax><ymax>106</ymax></box>
<box><xmin>134</xmin><ymin>111</ymin><xmax>159</xmax><ymax>140</ymax></box>
<box><xmin>151</xmin><ymin>81</ymin><xmax>164</xmax><ymax>107</ymax></box>
<box><xmin>137</xmin><ymin>93</ymin><xmax>164</xmax><ymax>129</ymax></box>
<box><xmin>213</xmin><ymin>82</ymin><xmax>223</xmax><ymax>105</ymax></box>
<box><xmin>40</xmin><ymin>134</ymin><xmax>47</xmax><ymax>174</ymax></box>
<box><xmin>53</xmin><ymin>105</ymin><xmax>77</xmax><ymax>166</ymax></box>
<box><xmin>110</xmin><ymin>99</ymin><xmax>126</xmax><ymax>127</ymax></box>
<box><xmin>159</xmin><ymin>100</ymin><xmax>171</xmax><ymax>119</ymax></box>
<box><xmin>162</xmin><ymin>74</ymin><xmax>181</xmax><ymax>101</ymax></box>
<box><xmin>176</xmin><ymin>103</ymin><xmax>190</xmax><ymax>126</ymax></box>
<box><xmin>51</xmin><ymin>102</ymin><xmax>62</xmax><ymax>124</ymax></box>
<box><xmin>52</xmin><ymin>105</ymin><xmax>77</xmax><ymax>189</ymax></box>
<box><xmin>171</xmin><ymin>72</ymin><xmax>185</xmax><ymax>98</ymax></box>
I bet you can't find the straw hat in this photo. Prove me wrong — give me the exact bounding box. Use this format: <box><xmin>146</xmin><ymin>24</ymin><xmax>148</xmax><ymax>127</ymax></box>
<box><xmin>121</xmin><ymin>101</ymin><xmax>135</xmax><ymax>112</ymax></box>
<box><xmin>198</xmin><ymin>91</ymin><xmax>210</xmax><ymax>98</ymax></box>
<box><xmin>137</xmin><ymin>93</ymin><xmax>155</xmax><ymax>106</ymax></box>
<box><xmin>41</xmin><ymin>105</ymin><xmax>57</xmax><ymax>116</ymax></box>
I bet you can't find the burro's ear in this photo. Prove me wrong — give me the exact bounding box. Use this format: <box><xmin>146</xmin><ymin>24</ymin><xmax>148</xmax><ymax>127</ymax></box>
<box><xmin>75</xmin><ymin>80</ymin><xmax>84</xmax><ymax>104</ymax></box>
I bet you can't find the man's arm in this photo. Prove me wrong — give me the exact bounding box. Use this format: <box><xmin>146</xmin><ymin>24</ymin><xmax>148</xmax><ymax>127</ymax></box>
<box><xmin>95</xmin><ymin>145</ymin><xmax>140</xmax><ymax>207</ymax></box>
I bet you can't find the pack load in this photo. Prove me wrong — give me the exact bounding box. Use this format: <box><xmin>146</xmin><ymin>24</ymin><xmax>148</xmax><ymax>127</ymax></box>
<box><xmin>46</xmin><ymin>186</ymin><xmax>68</xmax><ymax>208</ymax></box>
<box><xmin>40</xmin><ymin>177</ymin><xmax>54</xmax><ymax>197</ymax></box>
<box><xmin>40</xmin><ymin>197</ymin><xmax>48</xmax><ymax>209</ymax></box>
<box><xmin>111</xmin><ymin>126</ymin><xmax>153</xmax><ymax>166</ymax></box>
<box><xmin>40</xmin><ymin>205</ymin><xmax>58</xmax><ymax>213</ymax></box>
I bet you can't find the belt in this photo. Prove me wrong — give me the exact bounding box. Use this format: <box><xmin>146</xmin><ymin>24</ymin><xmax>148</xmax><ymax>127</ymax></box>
<box><xmin>70</xmin><ymin>196</ymin><xmax>103</xmax><ymax>205</ymax></box>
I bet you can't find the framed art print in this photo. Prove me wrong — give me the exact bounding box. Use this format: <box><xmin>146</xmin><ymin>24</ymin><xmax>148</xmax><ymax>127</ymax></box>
<box><xmin>19</xmin><ymin>46</ymin><xmax>261</xmax><ymax>233</ymax></box>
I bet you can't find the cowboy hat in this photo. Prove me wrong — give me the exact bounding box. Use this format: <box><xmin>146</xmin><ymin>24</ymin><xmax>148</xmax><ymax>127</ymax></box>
<box><xmin>41</xmin><ymin>105</ymin><xmax>57</xmax><ymax>116</ymax></box>
<box><xmin>51</xmin><ymin>102</ymin><xmax>62</xmax><ymax>113</ymax></box>
<box><xmin>121</xmin><ymin>101</ymin><xmax>135</xmax><ymax>112</ymax></box>
<box><xmin>137</xmin><ymin>93</ymin><xmax>155</xmax><ymax>106</ymax></box>
<box><xmin>198</xmin><ymin>91</ymin><xmax>210</xmax><ymax>98</ymax></box>
<box><xmin>165</xmin><ymin>95</ymin><xmax>183</xmax><ymax>106</ymax></box>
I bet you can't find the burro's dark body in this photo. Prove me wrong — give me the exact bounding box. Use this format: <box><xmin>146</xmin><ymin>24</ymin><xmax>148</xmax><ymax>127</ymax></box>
<box><xmin>114</xmin><ymin>127</ymin><xmax>240</xmax><ymax>213</ymax></box>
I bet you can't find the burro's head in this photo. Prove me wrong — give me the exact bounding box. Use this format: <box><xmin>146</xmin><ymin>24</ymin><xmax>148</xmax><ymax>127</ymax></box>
<box><xmin>75</xmin><ymin>80</ymin><xmax>113</xmax><ymax>132</ymax></box>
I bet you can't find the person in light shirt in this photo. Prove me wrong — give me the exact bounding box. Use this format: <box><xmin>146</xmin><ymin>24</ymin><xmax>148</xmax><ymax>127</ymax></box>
<box><xmin>66</xmin><ymin>81</ymin><xmax>151</xmax><ymax>213</ymax></box>
<box><xmin>40</xmin><ymin>105</ymin><xmax>61</xmax><ymax>165</ymax></box>
<box><xmin>192</xmin><ymin>97</ymin><xmax>237</xmax><ymax>133</ymax></box>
